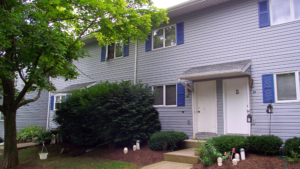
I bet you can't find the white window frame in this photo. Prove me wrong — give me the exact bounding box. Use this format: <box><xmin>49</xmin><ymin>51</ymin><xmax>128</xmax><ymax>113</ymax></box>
<box><xmin>152</xmin><ymin>84</ymin><xmax>177</xmax><ymax>107</ymax></box>
<box><xmin>274</xmin><ymin>71</ymin><xmax>300</xmax><ymax>103</ymax></box>
<box><xmin>105</xmin><ymin>42</ymin><xmax>126</xmax><ymax>60</ymax></box>
<box><xmin>0</xmin><ymin>112</ymin><xmax>3</xmax><ymax>121</ymax></box>
<box><xmin>270</xmin><ymin>0</ymin><xmax>300</xmax><ymax>26</ymax></box>
<box><xmin>54</xmin><ymin>94</ymin><xmax>68</xmax><ymax>110</ymax></box>
<box><xmin>152</xmin><ymin>24</ymin><xmax>176</xmax><ymax>50</ymax></box>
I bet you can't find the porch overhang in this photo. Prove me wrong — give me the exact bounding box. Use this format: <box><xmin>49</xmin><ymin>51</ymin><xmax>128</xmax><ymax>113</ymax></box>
<box><xmin>177</xmin><ymin>60</ymin><xmax>251</xmax><ymax>81</ymax></box>
<box><xmin>57</xmin><ymin>81</ymin><xmax>97</xmax><ymax>93</ymax></box>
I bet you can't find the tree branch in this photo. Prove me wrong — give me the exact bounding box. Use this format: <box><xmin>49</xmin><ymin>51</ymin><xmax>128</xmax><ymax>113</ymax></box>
<box><xmin>70</xmin><ymin>19</ymin><xmax>97</xmax><ymax>48</ymax></box>
<box><xmin>17</xmin><ymin>88</ymin><xmax>42</xmax><ymax>109</ymax></box>
<box><xmin>14</xmin><ymin>54</ymin><xmax>26</xmax><ymax>84</ymax></box>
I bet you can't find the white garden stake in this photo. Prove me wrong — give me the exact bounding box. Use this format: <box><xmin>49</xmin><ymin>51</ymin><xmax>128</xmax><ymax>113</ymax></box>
<box><xmin>136</xmin><ymin>140</ymin><xmax>140</xmax><ymax>150</ymax></box>
<box><xmin>133</xmin><ymin>145</ymin><xmax>137</xmax><ymax>151</ymax></box>
<box><xmin>232</xmin><ymin>159</ymin><xmax>238</xmax><ymax>165</ymax></box>
<box><xmin>39</xmin><ymin>141</ymin><xmax>48</xmax><ymax>160</ymax></box>
<box><xmin>124</xmin><ymin>147</ymin><xmax>128</xmax><ymax>154</ymax></box>
<box><xmin>51</xmin><ymin>134</ymin><xmax>56</xmax><ymax>144</ymax></box>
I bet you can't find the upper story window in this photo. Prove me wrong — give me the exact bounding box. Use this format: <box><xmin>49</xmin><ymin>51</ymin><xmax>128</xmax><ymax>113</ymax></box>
<box><xmin>270</xmin><ymin>0</ymin><xmax>300</xmax><ymax>25</ymax></box>
<box><xmin>274</xmin><ymin>71</ymin><xmax>300</xmax><ymax>102</ymax></box>
<box><xmin>54</xmin><ymin>94</ymin><xmax>67</xmax><ymax>110</ymax></box>
<box><xmin>153</xmin><ymin>84</ymin><xmax>177</xmax><ymax>106</ymax></box>
<box><xmin>107</xmin><ymin>42</ymin><xmax>125</xmax><ymax>60</ymax></box>
<box><xmin>153</xmin><ymin>25</ymin><xmax>176</xmax><ymax>50</ymax></box>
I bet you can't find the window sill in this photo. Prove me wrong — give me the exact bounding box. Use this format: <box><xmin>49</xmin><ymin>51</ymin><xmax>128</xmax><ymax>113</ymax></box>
<box><xmin>152</xmin><ymin>44</ymin><xmax>177</xmax><ymax>51</ymax></box>
<box><xmin>275</xmin><ymin>100</ymin><xmax>300</xmax><ymax>103</ymax></box>
<box><xmin>271</xmin><ymin>18</ymin><xmax>300</xmax><ymax>27</ymax></box>
<box><xmin>153</xmin><ymin>105</ymin><xmax>177</xmax><ymax>108</ymax></box>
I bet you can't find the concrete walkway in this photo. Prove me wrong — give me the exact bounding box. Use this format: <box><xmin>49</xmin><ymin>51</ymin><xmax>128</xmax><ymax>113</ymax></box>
<box><xmin>0</xmin><ymin>142</ymin><xmax>36</xmax><ymax>154</ymax></box>
<box><xmin>142</xmin><ymin>161</ymin><xmax>193</xmax><ymax>169</ymax></box>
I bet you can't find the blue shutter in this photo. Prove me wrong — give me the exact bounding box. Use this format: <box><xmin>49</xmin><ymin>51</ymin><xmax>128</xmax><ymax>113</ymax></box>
<box><xmin>123</xmin><ymin>38</ymin><xmax>129</xmax><ymax>56</ymax></box>
<box><xmin>66</xmin><ymin>94</ymin><xmax>69</xmax><ymax>101</ymax></box>
<box><xmin>262</xmin><ymin>74</ymin><xmax>275</xmax><ymax>103</ymax></box>
<box><xmin>148</xmin><ymin>86</ymin><xmax>152</xmax><ymax>91</ymax></box>
<box><xmin>145</xmin><ymin>34</ymin><xmax>152</xmax><ymax>52</ymax></box>
<box><xmin>50</xmin><ymin>96</ymin><xmax>54</xmax><ymax>110</ymax></box>
<box><xmin>258</xmin><ymin>0</ymin><xmax>270</xmax><ymax>28</ymax></box>
<box><xmin>176</xmin><ymin>22</ymin><xmax>184</xmax><ymax>45</ymax></box>
<box><xmin>101</xmin><ymin>46</ymin><xmax>106</xmax><ymax>62</ymax></box>
<box><xmin>177</xmin><ymin>83</ymin><xmax>185</xmax><ymax>106</ymax></box>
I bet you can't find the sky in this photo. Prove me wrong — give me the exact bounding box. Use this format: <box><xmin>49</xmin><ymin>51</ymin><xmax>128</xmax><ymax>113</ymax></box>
<box><xmin>151</xmin><ymin>0</ymin><xmax>188</xmax><ymax>8</ymax></box>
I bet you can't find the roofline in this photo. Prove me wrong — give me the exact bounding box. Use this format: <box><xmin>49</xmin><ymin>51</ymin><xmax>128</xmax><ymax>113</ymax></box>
<box><xmin>167</xmin><ymin>0</ymin><xmax>206</xmax><ymax>12</ymax></box>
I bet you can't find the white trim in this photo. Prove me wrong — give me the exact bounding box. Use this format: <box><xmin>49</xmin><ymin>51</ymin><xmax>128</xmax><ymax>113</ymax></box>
<box><xmin>246</xmin><ymin>77</ymin><xmax>251</xmax><ymax>136</ymax></box>
<box><xmin>177</xmin><ymin>69</ymin><xmax>246</xmax><ymax>79</ymax></box>
<box><xmin>152</xmin><ymin>24</ymin><xmax>176</xmax><ymax>51</ymax></box>
<box><xmin>269</xmin><ymin>0</ymin><xmax>300</xmax><ymax>26</ymax></box>
<box><xmin>152</xmin><ymin>84</ymin><xmax>177</xmax><ymax>107</ymax></box>
<box><xmin>274</xmin><ymin>71</ymin><xmax>300</xmax><ymax>103</ymax></box>
<box><xmin>222</xmin><ymin>80</ymin><xmax>226</xmax><ymax>134</ymax></box>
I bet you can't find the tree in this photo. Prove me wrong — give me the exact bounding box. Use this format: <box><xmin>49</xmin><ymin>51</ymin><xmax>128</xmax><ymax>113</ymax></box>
<box><xmin>0</xmin><ymin>0</ymin><xmax>168</xmax><ymax>168</ymax></box>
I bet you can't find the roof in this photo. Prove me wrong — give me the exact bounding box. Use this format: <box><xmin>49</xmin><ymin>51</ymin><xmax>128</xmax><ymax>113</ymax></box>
<box><xmin>57</xmin><ymin>81</ymin><xmax>97</xmax><ymax>93</ymax></box>
<box><xmin>177</xmin><ymin>60</ymin><xmax>251</xmax><ymax>80</ymax></box>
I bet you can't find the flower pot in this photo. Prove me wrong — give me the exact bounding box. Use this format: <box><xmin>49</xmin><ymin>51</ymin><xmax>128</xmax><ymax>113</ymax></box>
<box><xmin>194</xmin><ymin>151</ymin><xmax>201</xmax><ymax>156</ymax></box>
<box><xmin>39</xmin><ymin>153</ymin><xmax>48</xmax><ymax>160</ymax></box>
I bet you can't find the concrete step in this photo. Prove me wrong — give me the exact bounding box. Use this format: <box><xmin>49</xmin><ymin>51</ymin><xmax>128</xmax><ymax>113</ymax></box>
<box><xmin>164</xmin><ymin>148</ymin><xmax>199</xmax><ymax>164</ymax></box>
<box><xmin>142</xmin><ymin>161</ymin><xmax>193</xmax><ymax>169</ymax></box>
<box><xmin>181</xmin><ymin>139</ymin><xmax>206</xmax><ymax>149</ymax></box>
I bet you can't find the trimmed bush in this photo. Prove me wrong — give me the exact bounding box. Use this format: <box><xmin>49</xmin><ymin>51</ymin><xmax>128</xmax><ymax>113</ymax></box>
<box><xmin>247</xmin><ymin>135</ymin><xmax>283</xmax><ymax>155</ymax></box>
<box><xmin>148</xmin><ymin>131</ymin><xmax>188</xmax><ymax>151</ymax></box>
<box><xmin>54</xmin><ymin>81</ymin><xmax>161</xmax><ymax>147</ymax></box>
<box><xmin>0</xmin><ymin>137</ymin><xmax>2</xmax><ymax>143</ymax></box>
<box><xmin>284</xmin><ymin>137</ymin><xmax>300</xmax><ymax>155</ymax></box>
<box><xmin>208</xmin><ymin>135</ymin><xmax>248</xmax><ymax>153</ymax></box>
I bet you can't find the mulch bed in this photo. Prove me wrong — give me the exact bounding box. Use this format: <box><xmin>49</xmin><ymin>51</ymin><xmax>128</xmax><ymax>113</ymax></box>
<box><xmin>192</xmin><ymin>153</ymin><xmax>300</xmax><ymax>169</ymax></box>
<box><xmin>82</xmin><ymin>145</ymin><xmax>165</xmax><ymax>166</ymax></box>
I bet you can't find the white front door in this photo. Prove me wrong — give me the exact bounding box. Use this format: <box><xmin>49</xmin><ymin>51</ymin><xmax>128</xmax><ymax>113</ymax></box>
<box><xmin>195</xmin><ymin>80</ymin><xmax>217</xmax><ymax>134</ymax></box>
<box><xmin>223</xmin><ymin>77</ymin><xmax>250</xmax><ymax>135</ymax></box>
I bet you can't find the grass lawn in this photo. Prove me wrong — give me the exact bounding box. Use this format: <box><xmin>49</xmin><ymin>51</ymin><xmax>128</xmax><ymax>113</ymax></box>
<box><xmin>0</xmin><ymin>146</ymin><xmax>140</xmax><ymax>169</ymax></box>
<box><xmin>0</xmin><ymin>145</ymin><xmax>3</xmax><ymax>147</ymax></box>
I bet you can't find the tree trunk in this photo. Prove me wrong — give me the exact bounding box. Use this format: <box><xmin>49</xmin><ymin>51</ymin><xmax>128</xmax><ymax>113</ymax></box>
<box><xmin>2</xmin><ymin>110</ymin><xmax>19</xmax><ymax>169</ymax></box>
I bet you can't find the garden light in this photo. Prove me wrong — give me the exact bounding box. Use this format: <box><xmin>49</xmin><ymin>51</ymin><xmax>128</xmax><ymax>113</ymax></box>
<box><xmin>235</xmin><ymin>153</ymin><xmax>240</xmax><ymax>161</ymax></box>
<box><xmin>136</xmin><ymin>140</ymin><xmax>140</xmax><ymax>150</ymax></box>
<box><xmin>124</xmin><ymin>147</ymin><xmax>128</xmax><ymax>154</ymax></box>
<box><xmin>133</xmin><ymin>145</ymin><xmax>137</xmax><ymax>151</ymax></box>
<box><xmin>232</xmin><ymin>159</ymin><xmax>238</xmax><ymax>165</ymax></box>
<box><xmin>240</xmin><ymin>148</ymin><xmax>246</xmax><ymax>160</ymax></box>
<box><xmin>217</xmin><ymin>157</ymin><xmax>222</xmax><ymax>166</ymax></box>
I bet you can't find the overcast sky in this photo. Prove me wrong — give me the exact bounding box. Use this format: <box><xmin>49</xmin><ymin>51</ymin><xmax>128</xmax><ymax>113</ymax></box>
<box><xmin>151</xmin><ymin>0</ymin><xmax>188</xmax><ymax>8</ymax></box>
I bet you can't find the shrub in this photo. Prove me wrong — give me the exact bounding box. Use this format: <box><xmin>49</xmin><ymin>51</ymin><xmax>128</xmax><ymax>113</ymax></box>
<box><xmin>199</xmin><ymin>140</ymin><xmax>230</xmax><ymax>166</ymax></box>
<box><xmin>17</xmin><ymin>125</ymin><xmax>40</xmax><ymax>141</ymax></box>
<box><xmin>148</xmin><ymin>131</ymin><xmax>188</xmax><ymax>151</ymax></box>
<box><xmin>35</xmin><ymin>128</ymin><xmax>52</xmax><ymax>144</ymax></box>
<box><xmin>0</xmin><ymin>137</ymin><xmax>3</xmax><ymax>143</ymax></box>
<box><xmin>247</xmin><ymin>135</ymin><xmax>283</xmax><ymax>155</ymax></box>
<box><xmin>54</xmin><ymin>81</ymin><xmax>161</xmax><ymax>147</ymax></box>
<box><xmin>284</xmin><ymin>137</ymin><xmax>300</xmax><ymax>155</ymax></box>
<box><xmin>208</xmin><ymin>135</ymin><xmax>248</xmax><ymax>154</ymax></box>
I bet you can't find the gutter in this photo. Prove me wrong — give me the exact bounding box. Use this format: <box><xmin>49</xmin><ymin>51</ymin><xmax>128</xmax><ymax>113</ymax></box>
<box><xmin>46</xmin><ymin>77</ymin><xmax>51</xmax><ymax>130</ymax></box>
<box><xmin>167</xmin><ymin>0</ymin><xmax>206</xmax><ymax>12</ymax></box>
<box><xmin>178</xmin><ymin>79</ymin><xmax>194</xmax><ymax>92</ymax></box>
<box><xmin>134</xmin><ymin>41</ymin><xmax>137</xmax><ymax>84</ymax></box>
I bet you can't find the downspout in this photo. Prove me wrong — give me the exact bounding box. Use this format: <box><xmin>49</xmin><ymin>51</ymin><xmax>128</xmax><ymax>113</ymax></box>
<box><xmin>134</xmin><ymin>41</ymin><xmax>137</xmax><ymax>84</ymax></box>
<box><xmin>46</xmin><ymin>77</ymin><xmax>51</xmax><ymax>130</ymax></box>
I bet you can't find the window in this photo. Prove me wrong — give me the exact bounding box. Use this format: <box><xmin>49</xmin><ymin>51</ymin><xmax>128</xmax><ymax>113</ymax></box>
<box><xmin>153</xmin><ymin>25</ymin><xmax>176</xmax><ymax>50</ymax></box>
<box><xmin>153</xmin><ymin>84</ymin><xmax>177</xmax><ymax>106</ymax></box>
<box><xmin>54</xmin><ymin>94</ymin><xmax>67</xmax><ymax>110</ymax></box>
<box><xmin>270</xmin><ymin>0</ymin><xmax>300</xmax><ymax>25</ymax></box>
<box><xmin>274</xmin><ymin>71</ymin><xmax>300</xmax><ymax>102</ymax></box>
<box><xmin>0</xmin><ymin>112</ymin><xmax>3</xmax><ymax>121</ymax></box>
<box><xmin>106</xmin><ymin>41</ymin><xmax>127</xmax><ymax>60</ymax></box>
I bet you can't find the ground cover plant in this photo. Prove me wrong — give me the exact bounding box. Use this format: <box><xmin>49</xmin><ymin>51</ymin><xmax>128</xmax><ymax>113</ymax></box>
<box><xmin>148</xmin><ymin>131</ymin><xmax>188</xmax><ymax>151</ymax></box>
<box><xmin>54</xmin><ymin>81</ymin><xmax>161</xmax><ymax>147</ymax></box>
<box><xmin>199</xmin><ymin>140</ymin><xmax>230</xmax><ymax>166</ymax></box>
<box><xmin>247</xmin><ymin>135</ymin><xmax>283</xmax><ymax>155</ymax></box>
<box><xmin>17</xmin><ymin>126</ymin><xmax>40</xmax><ymax>141</ymax></box>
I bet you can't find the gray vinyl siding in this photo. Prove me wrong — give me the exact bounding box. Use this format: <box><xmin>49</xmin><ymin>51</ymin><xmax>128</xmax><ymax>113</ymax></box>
<box><xmin>136</xmin><ymin>0</ymin><xmax>300</xmax><ymax>141</ymax></box>
<box><xmin>48</xmin><ymin>0</ymin><xmax>300</xmax><ymax>141</ymax></box>
<box><xmin>0</xmin><ymin>91</ymin><xmax>49</xmax><ymax>139</ymax></box>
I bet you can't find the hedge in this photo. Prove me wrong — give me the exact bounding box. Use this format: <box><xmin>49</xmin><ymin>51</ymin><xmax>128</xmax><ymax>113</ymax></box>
<box><xmin>247</xmin><ymin>135</ymin><xmax>283</xmax><ymax>155</ymax></box>
<box><xmin>148</xmin><ymin>131</ymin><xmax>188</xmax><ymax>151</ymax></box>
<box><xmin>284</xmin><ymin>137</ymin><xmax>300</xmax><ymax>155</ymax></box>
<box><xmin>208</xmin><ymin>135</ymin><xmax>248</xmax><ymax>153</ymax></box>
